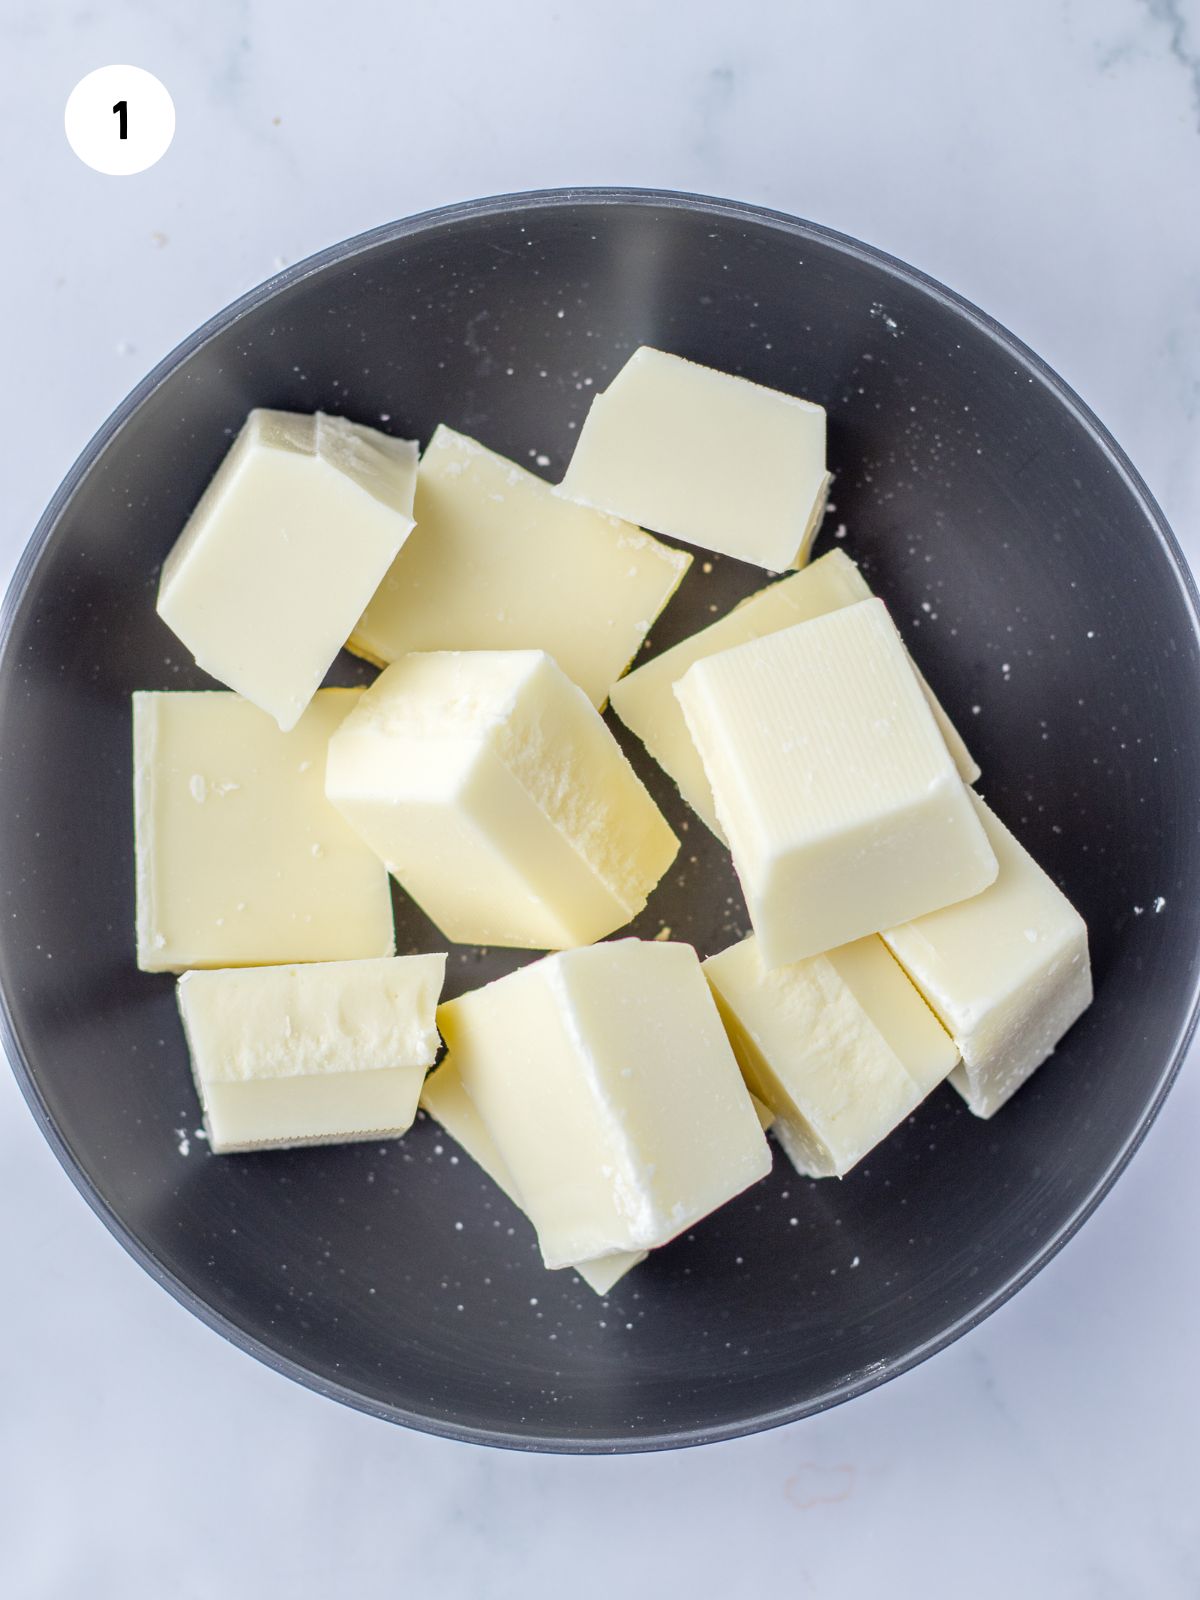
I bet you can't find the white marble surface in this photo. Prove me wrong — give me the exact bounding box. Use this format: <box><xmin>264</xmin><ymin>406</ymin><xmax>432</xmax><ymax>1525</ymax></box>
<box><xmin>2</xmin><ymin>0</ymin><xmax>1200</xmax><ymax>1593</ymax></box>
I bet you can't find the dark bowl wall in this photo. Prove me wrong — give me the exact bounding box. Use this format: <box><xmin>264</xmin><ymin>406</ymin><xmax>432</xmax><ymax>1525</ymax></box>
<box><xmin>1</xmin><ymin>192</ymin><xmax>1198</xmax><ymax>1451</ymax></box>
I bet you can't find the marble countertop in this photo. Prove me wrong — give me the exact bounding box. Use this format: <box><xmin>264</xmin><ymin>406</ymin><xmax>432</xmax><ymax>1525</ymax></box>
<box><xmin>3</xmin><ymin>1</ymin><xmax>1199</xmax><ymax>1594</ymax></box>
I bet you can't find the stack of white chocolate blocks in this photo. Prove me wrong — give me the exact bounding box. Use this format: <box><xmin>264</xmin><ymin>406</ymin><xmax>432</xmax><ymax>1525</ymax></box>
<box><xmin>137</xmin><ymin>348</ymin><xmax>1092</xmax><ymax>1298</ymax></box>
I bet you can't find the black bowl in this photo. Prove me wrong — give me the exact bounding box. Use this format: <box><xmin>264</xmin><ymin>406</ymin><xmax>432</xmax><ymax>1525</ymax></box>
<box><xmin>3</xmin><ymin>189</ymin><xmax>1198</xmax><ymax>1453</ymax></box>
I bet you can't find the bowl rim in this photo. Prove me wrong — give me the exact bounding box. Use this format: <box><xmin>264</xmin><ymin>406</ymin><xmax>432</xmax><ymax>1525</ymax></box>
<box><xmin>3</xmin><ymin>184</ymin><xmax>1199</xmax><ymax>1455</ymax></box>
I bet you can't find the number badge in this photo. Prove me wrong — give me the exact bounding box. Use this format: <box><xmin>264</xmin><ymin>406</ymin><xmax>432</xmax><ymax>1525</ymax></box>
<box><xmin>65</xmin><ymin>66</ymin><xmax>175</xmax><ymax>175</ymax></box>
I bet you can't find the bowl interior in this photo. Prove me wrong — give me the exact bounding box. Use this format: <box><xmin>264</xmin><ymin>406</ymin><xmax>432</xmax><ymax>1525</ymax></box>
<box><xmin>3</xmin><ymin>193</ymin><xmax>1198</xmax><ymax>1451</ymax></box>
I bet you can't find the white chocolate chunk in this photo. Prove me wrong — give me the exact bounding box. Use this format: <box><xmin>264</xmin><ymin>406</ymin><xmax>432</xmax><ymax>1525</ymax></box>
<box><xmin>569</xmin><ymin>1251</ymin><xmax>645</xmax><ymax>1298</ymax></box>
<box><xmin>612</xmin><ymin>554</ymin><xmax>867</xmax><ymax>835</ymax></box>
<box><xmin>133</xmin><ymin>689</ymin><xmax>394</xmax><ymax>972</ymax></box>
<box><xmin>422</xmin><ymin>1058</ymin><xmax>770</xmax><ymax>1290</ymax></box>
<box><xmin>611</xmin><ymin>549</ymin><xmax>979</xmax><ymax>838</ymax></box>
<box><xmin>158</xmin><ymin>411</ymin><xmax>418</xmax><ymax>730</ymax></box>
<box><xmin>704</xmin><ymin>934</ymin><xmax>958</xmax><ymax>1177</ymax></box>
<box><xmin>558</xmin><ymin>346</ymin><xmax>829</xmax><ymax>571</ymax></box>
<box><xmin>420</xmin><ymin>1057</ymin><xmax>645</xmax><ymax>1295</ymax></box>
<box><xmin>571</xmin><ymin>1253</ymin><xmax>644</xmax><ymax>1296</ymax></box>
<box><xmin>350</xmin><ymin>425</ymin><xmax>690</xmax><ymax>708</ymax></box>
<box><xmin>326</xmin><ymin>650</ymin><xmax>678</xmax><ymax>950</ymax></box>
<box><xmin>436</xmin><ymin>940</ymin><xmax>771</xmax><ymax>1269</ymax></box>
<box><xmin>178</xmin><ymin>954</ymin><xmax>445</xmax><ymax>1153</ymax></box>
<box><xmin>883</xmin><ymin>794</ymin><xmax>1092</xmax><ymax>1117</ymax></box>
<box><xmin>675</xmin><ymin>600</ymin><xmax>997</xmax><ymax>966</ymax></box>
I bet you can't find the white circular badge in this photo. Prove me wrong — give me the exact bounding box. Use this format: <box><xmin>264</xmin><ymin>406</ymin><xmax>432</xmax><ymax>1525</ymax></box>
<box><xmin>65</xmin><ymin>66</ymin><xmax>175</xmax><ymax>176</ymax></box>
